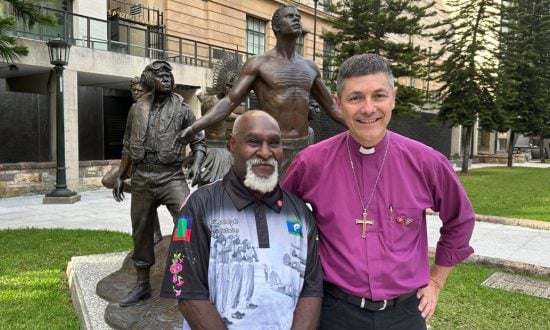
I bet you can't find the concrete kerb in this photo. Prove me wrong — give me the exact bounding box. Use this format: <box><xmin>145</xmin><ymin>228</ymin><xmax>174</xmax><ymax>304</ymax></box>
<box><xmin>474</xmin><ymin>214</ymin><xmax>550</xmax><ymax>230</ymax></box>
<box><xmin>426</xmin><ymin>210</ymin><xmax>550</xmax><ymax>231</ymax></box>
<box><xmin>427</xmin><ymin>210</ymin><xmax>550</xmax><ymax>276</ymax></box>
<box><xmin>428</xmin><ymin>248</ymin><xmax>550</xmax><ymax>276</ymax></box>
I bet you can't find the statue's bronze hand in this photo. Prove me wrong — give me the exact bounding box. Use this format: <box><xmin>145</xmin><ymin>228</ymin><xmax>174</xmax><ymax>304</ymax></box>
<box><xmin>172</xmin><ymin>127</ymin><xmax>195</xmax><ymax>153</ymax></box>
<box><xmin>113</xmin><ymin>178</ymin><xmax>125</xmax><ymax>202</ymax></box>
<box><xmin>187</xmin><ymin>163</ymin><xmax>201</xmax><ymax>187</ymax></box>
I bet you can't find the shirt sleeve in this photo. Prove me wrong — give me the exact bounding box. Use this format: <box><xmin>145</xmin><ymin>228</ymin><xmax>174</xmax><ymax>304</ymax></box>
<box><xmin>429</xmin><ymin>154</ymin><xmax>475</xmax><ymax>267</ymax></box>
<box><xmin>280</xmin><ymin>152</ymin><xmax>307</xmax><ymax>197</ymax></box>
<box><xmin>300</xmin><ymin>205</ymin><xmax>323</xmax><ymax>298</ymax></box>
<box><xmin>160</xmin><ymin>194</ymin><xmax>211</xmax><ymax>300</ymax></box>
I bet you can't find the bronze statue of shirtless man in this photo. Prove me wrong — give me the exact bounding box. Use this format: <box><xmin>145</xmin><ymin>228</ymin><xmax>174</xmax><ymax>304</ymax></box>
<box><xmin>173</xmin><ymin>4</ymin><xmax>344</xmax><ymax>174</ymax></box>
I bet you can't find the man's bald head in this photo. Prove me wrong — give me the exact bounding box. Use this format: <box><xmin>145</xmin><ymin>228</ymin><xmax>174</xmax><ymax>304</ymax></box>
<box><xmin>232</xmin><ymin>110</ymin><xmax>281</xmax><ymax>137</ymax></box>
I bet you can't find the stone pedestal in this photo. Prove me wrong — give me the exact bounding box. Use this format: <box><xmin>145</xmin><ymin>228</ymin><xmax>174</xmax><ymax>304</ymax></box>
<box><xmin>43</xmin><ymin>193</ymin><xmax>81</xmax><ymax>204</ymax></box>
<box><xmin>96</xmin><ymin>237</ymin><xmax>183</xmax><ymax>329</ymax></box>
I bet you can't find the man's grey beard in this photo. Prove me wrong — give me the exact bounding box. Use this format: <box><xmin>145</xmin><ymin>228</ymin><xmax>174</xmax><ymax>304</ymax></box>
<box><xmin>243</xmin><ymin>157</ymin><xmax>279</xmax><ymax>194</ymax></box>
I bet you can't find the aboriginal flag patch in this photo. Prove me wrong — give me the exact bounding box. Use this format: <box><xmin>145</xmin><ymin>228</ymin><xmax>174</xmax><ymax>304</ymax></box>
<box><xmin>286</xmin><ymin>219</ymin><xmax>303</xmax><ymax>238</ymax></box>
<box><xmin>173</xmin><ymin>216</ymin><xmax>192</xmax><ymax>241</ymax></box>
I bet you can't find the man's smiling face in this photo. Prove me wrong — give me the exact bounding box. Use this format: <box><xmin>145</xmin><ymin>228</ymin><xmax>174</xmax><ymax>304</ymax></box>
<box><xmin>336</xmin><ymin>73</ymin><xmax>397</xmax><ymax>147</ymax></box>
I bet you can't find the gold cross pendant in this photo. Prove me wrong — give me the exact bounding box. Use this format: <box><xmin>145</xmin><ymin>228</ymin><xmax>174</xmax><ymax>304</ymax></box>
<box><xmin>356</xmin><ymin>209</ymin><xmax>374</xmax><ymax>239</ymax></box>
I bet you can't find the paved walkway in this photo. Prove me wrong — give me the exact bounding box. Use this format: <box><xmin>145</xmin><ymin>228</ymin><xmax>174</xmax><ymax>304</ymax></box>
<box><xmin>1</xmin><ymin>184</ymin><xmax>549</xmax><ymax>272</ymax></box>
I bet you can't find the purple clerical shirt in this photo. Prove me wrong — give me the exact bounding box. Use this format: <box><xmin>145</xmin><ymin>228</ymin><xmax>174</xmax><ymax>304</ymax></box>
<box><xmin>280</xmin><ymin>131</ymin><xmax>475</xmax><ymax>301</ymax></box>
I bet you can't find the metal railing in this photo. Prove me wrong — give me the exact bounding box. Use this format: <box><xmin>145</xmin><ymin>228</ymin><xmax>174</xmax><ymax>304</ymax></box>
<box><xmin>7</xmin><ymin>7</ymin><xmax>251</xmax><ymax>69</ymax></box>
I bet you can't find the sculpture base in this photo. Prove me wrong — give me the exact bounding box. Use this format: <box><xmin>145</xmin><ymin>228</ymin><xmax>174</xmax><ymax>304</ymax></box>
<box><xmin>43</xmin><ymin>193</ymin><xmax>81</xmax><ymax>204</ymax></box>
<box><xmin>96</xmin><ymin>236</ymin><xmax>182</xmax><ymax>329</ymax></box>
<box><xmin>67</xmin><ymin>236</ymin><xmax>183</xmax><ymax>329</ymax></box>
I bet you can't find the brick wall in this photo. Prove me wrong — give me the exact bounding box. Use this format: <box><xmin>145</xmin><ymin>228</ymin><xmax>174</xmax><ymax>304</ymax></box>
<box><xmin>0</xmin><ymin>160</ymin><xmax>120</xmax><ymax>198</ymax></box>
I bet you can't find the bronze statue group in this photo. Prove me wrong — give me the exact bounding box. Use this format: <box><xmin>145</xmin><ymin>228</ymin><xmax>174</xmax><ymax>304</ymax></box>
<box><xmin>101</xmin><ymin>5</ymin><xmax>475</xmax><ymax>330</ymax></box>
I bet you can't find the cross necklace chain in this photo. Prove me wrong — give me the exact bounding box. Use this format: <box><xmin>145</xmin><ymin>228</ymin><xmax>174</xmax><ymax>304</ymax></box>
<box><xmin>346</xmin><ymin>133</ymin><xmax>390</xmax><ymax>239</ymax></box>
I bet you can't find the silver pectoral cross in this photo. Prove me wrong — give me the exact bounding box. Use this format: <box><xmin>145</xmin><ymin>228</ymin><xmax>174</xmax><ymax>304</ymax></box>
<box><xmin>356</xmin><ymin>209</ymin><xmax>374</xmax><ymax>239</ymax></box>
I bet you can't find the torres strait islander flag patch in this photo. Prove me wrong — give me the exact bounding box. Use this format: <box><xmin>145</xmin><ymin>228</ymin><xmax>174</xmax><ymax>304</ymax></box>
<box><xmin>286</xmin><ymin>219</ymin><xmax>303</xmax><ymax>238</ymax></box>
<box><xmin>173</xmin><ymin>216</ymin><xmax>192</xmax><ymax>241</ymax></box>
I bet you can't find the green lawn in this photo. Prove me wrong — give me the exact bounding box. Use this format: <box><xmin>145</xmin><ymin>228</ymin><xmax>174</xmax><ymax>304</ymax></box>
<box><xmin>459</xmin><ymin>166</ymin><xmax>550</xmax><ymax>221</ymax></box>
<box><xmin>430</xmin><ymin>263</ymin><xmax>550</xmax><ymax>329</ymax></box>
<box><xmin>0</xmin><ymin>228</ymin><xmax>548</xmax><ymax>329</ymax></box>
<box><xmin>0</xmin><ymin>228</ymin><xmax>131</xmax><ymax>329</ymax></box>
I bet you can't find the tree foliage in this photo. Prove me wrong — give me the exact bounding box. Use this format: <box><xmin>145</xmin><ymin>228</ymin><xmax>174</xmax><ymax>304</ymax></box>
<box><xmin>432</xmin><ymin>0</ymin><xmax>502</xmax><ymax>173</ymax></box>
<box><xmin>498</xmin><ymin>0</ymin><xmax>550</xmax><ymax>165</ymax></box>
<box><xmin>0</xmin><ymin>0</ymin><xmax>56</xmax><ymax>63</ymax></box>
<box><xmin>323</xmin><ymin>0</ymin><xmax>441</xmax><ymax>115</ymax></box>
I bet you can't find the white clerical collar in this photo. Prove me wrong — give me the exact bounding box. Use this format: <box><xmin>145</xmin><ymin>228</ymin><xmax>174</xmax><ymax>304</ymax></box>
<box><xmin>359</xmin><ymin>146</ymin><xmax>375</xmax><ymax>154</ymax></box>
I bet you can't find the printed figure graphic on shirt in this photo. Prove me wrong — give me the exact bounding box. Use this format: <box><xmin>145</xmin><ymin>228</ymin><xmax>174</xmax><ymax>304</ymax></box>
<box><xmin>208</xmin><ymin>230</ymin><xmax>222</xmax><ymax>305</ymax></box>
<box><xmin>242</xmin><ymin>239</ymin><xmax>258</xmax><ymax>309</ymax></box>
<box><xmin>229</xmin><ymin>236</ymin><xmax>245</xmax><ymax>319</ymax></box>
<box><xmin>214</xmin><ymin>233</ymin><xmax>233</xmax><ymax>315</ymax></box>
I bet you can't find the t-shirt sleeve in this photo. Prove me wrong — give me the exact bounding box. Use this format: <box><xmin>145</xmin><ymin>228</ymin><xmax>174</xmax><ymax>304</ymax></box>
<box><xmin>160</xmin><ymin>195</ymin><xmax>211</xmax><ymax>300</ymax></box>
<box><xmin>299</xmin><ymin>204</ymin><xmax>323</xmax><ymax>298</ymax></box>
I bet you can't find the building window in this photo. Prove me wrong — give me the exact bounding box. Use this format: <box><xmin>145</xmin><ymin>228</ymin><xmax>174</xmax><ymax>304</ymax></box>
<box><xmin>296</xmin><ymin>34</ymin><xmax>304</xmax><ymax>55</ymax></box>
<box><xmin>247</xmin><ymin>16</ymin><xmax>266</xmax><ymax>55</ymax></box>
<box><xmin>497</xmin><ymin>132</ymin><xmax>508</xmax><ymax>152</ymax></box>
<box><xmin>323</xmin><ymin>41</ymin><xmax>336</xmax><ymax>81</ymax></box>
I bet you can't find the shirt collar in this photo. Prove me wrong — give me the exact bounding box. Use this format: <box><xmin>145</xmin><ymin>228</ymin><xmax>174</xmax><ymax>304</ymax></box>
<box><xmin>223</xmin><ymin>168</ymin><xmax>284</xmax><ymax>213</ymax></box>
<box><xmin>347</xmin><ymin>131</ymin><xmax>390</xmax><ymax>157</ymax></box>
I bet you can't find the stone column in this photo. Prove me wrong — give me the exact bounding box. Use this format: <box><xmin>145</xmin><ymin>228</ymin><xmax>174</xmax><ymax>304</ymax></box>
<box><xmin>63</xmin><ymin>68</ymin><xmax>80</xmax><ymax>193</ymax></box>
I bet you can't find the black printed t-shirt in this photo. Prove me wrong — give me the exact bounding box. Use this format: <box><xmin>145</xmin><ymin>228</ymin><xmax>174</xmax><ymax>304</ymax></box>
<box><xmin>160</xmin><ymin>168</ymin><xmax>322</xmax><ymax>329</ymax></box>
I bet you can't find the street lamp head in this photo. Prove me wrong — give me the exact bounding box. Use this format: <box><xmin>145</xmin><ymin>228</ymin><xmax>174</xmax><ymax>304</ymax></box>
<box><xmin>47</xmin><ymin>37</ymin><xmax>71</xmax><ymax>67</ymax></box>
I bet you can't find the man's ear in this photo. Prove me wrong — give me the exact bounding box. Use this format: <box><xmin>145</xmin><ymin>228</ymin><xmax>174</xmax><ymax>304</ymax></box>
<box><xmin>334</xmin><ymin>94</ymin><xmax>341</xmax><ymax>109</ymax></box>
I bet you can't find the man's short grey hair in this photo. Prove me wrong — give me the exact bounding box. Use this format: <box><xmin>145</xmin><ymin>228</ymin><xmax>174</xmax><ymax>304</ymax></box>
<box><xmin>336</xmin><ymin>54</ymin><xmax>395</xmax><ymax>96</ymax></box>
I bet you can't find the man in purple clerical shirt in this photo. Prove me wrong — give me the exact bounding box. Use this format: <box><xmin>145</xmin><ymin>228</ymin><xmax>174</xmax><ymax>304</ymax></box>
<box><xmin>280</xmin><ymin>53</ymin><xmax>475</xmax><ymax>329</ymax></box>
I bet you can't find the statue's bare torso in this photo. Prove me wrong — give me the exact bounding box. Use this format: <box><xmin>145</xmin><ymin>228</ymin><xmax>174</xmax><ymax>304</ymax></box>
<box><xmin>247</xmin><ymin>50</ymin><xmax>318</xmax><ymax>139</ymax></box>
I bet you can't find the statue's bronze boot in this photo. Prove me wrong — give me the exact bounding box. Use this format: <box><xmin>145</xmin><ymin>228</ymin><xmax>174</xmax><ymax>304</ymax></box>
<box><xmin>119</xmin><ymin>267</ymin><xmax>152</xmax><ymax>307</ymax></box>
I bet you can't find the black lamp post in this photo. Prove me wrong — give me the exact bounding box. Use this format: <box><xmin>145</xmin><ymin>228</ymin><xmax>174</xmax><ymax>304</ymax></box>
<box><xmin>313</xmin><ymin>0</ymin><xmax>319</xmax><ymax>61</ymax></box>
<box><xmin>44</xmin><ymin>37</ymin><xmax>79</xmax><ymax>202</ymax></box>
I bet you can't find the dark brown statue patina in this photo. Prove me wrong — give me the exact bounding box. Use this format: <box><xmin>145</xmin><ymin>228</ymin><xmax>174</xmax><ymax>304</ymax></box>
<box><xmin>194</xmin><ymin>54</ymin><xmax>245</xmax><ymax>186</ymax></box>
<box><xmin>174</xmin><ymin>4</ymin><xmax>345</xmax><ymax>175</ymax></box>
<box><xmin>101</xmin><ymin>77</ymin><xmax>163</xmax><ymax>244</ymax></box>
<box><xmin>97</xmin><ymin>60</ymin><xmax>206</xmax><ymax>328</ymax></box>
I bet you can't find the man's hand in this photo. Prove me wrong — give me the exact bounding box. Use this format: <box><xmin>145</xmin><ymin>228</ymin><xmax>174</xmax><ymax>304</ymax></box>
<box><xmin>113</xmin><ymin>178</ymin><xmax>125</xmax><ymax>202</ymax></box>
<box><xmin>172</xmin><ymin>127</ymin><xmax>195</xmax><ymax>153</ymax></box>
<box><xmin>416</xmin><ymin>278</ymin><xmax>442</xmax><ymax>321</ymax></box>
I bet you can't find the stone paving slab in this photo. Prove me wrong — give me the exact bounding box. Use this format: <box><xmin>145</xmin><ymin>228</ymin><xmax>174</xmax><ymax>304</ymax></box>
<box><xmin>482</xmin><ymin>271</ymin><xmax>550</xmax><ymax>299</ymax></box>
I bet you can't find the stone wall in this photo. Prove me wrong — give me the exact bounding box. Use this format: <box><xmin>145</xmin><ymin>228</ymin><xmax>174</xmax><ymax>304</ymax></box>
<box><xmin>0</xmin><ymin>160</ymin><xmax>120</xmax><ymax>198</ymax></box>
<box><xmin>474</xmin><ymin>153</ymin><xmax>526</xmax><ymax>164</ymax></box>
